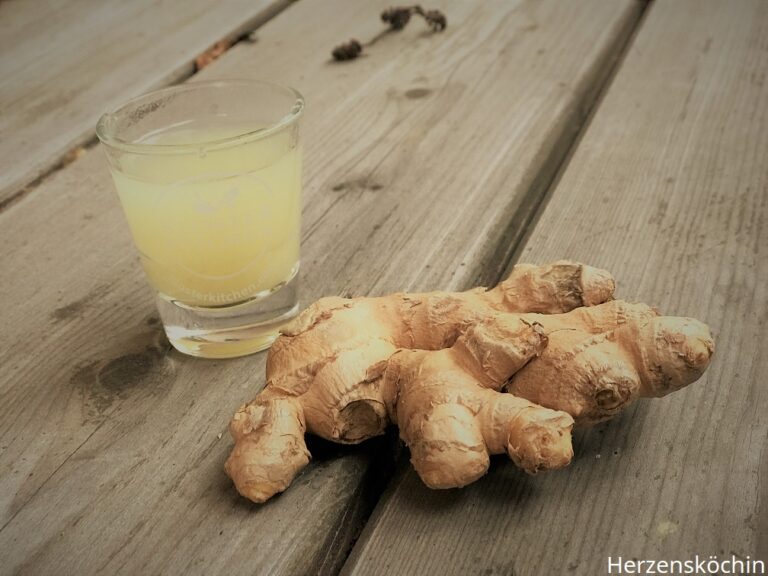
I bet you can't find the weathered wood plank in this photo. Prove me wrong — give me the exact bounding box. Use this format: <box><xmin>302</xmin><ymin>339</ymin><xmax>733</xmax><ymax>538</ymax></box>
<box><xmin>0</xmin><ymin>0</ymin><xmax>643</xmax><ymax>573</ymax></box>
<box><xmin>0</xmin><ymin>0</ymin><xmax>292</xmax><ymax>206</ymax></box>
<box><xmin>342</xmin><ymin>1</ymin><xmax>768</xmax><ymax>575</ymax></box>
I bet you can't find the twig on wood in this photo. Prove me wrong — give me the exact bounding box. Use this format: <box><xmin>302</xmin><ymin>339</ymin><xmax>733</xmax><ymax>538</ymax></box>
<box><xmin>331</xmin><ymin>5</ymin><xmax>447</xmax><ymax>62</ymax></box>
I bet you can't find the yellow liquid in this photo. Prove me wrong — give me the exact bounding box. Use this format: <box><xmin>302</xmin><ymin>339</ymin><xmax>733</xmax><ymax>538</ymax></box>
<box><xmin>112</xmin><ymin>122</ymin><xmax>301</xmax><ymax>307</ymax></box>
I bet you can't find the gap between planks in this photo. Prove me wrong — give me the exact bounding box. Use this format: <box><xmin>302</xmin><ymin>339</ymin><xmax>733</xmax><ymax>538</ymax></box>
<box><xmin>504</xmin><ymin>0</ymin><xmax>654</xmax><ymax>270</ymax></box>
<box><xmin>466</xmin><ymin>0</ymin><xmax>650</xmax><ymax>288</ymax></box>
<box><xmin>0</xmin><ymin>0</ymin><xmax>297</xmax><ymax>215</ymax></box>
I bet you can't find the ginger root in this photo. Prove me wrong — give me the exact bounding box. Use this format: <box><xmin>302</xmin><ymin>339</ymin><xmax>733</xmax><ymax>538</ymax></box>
<box><xmin>225</xmin><ymin>261</ymin><xmax>714</xmax><ymax>502</ymax></box>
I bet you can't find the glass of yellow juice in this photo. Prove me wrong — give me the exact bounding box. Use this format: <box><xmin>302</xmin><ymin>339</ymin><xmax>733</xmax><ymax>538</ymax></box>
<box><xmin>96</xmin><ymin>80</ymin><xmax>304</xmax><ymax>358</ymax></box>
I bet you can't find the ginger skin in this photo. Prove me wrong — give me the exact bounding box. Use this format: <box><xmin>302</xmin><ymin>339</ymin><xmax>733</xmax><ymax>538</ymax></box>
<box><xmin>225</xmin><ymin>262</ymin><xmax>714</xmax><ymax>502</ymax></box>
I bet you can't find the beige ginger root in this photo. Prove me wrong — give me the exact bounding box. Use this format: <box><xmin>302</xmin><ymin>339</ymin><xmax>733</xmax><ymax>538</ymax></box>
<box><xmin>225</xmin><ymin>262</ymin><xmax>714</xmax><ymax>502</ymax></box>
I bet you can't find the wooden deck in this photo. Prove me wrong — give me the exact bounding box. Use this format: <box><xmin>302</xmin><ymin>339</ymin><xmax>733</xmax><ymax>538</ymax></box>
<box><xmin>0</xmin><ymin>1</ymin><xmax>765</xmax><ymax>575</ymax></box>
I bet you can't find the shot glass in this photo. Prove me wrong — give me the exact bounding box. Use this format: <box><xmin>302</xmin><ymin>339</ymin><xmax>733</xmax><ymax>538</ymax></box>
<box><xmin>97</xmin><ymin>80</ymin><xmax>304</xmax><ymax>358</ymax></box>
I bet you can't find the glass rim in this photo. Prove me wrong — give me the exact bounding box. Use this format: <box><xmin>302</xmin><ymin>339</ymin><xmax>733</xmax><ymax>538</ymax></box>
<box><xmin>96</xmin><ymin>79</ymin><xmax>304</xmax><ymax>155</ymax></box>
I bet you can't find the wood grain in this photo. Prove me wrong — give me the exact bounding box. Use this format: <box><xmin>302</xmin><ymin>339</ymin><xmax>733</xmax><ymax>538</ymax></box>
<box><xmin>0</xmin><ymin>0</ymin><xmax>292</xmax><ymax>206</ymax></box>
<box><xmin>342</xmin><ymin>1</ymin><xmax>768</xmax><ymax>575</ymax></box>
<box><xmin>0</xmin><ymin>0</ymin><xmax>643</xmax><ymax>573</ymax></box>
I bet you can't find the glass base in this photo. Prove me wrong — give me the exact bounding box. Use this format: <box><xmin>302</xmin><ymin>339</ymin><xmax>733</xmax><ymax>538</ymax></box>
<box><xmin>157</xmin><ymin>269</ymin><xmax>299</xmax><ymax>359</ymax></box>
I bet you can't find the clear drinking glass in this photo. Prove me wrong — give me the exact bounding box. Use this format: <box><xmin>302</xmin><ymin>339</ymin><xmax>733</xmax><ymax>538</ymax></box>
<box><xmin>97</xmin><ymin>80</ymin><xmax>304</xmax><ymax>358</ymax></box>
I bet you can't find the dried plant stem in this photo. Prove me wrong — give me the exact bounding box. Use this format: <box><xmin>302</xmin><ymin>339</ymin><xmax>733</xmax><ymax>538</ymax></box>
<box><xmin>332</xmin><ymin>5</ymin><xmax>447</xmax><ymax>62</ymax></box>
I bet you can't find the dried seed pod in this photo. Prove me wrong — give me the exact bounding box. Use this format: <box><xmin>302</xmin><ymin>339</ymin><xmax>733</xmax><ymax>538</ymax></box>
<box><xmin>381</xmin><ymin>7</ymin><xmax>412</xmax><ymax>30</ymax></box>
<box><xmin>332</xmin><ymin>39</ymin><xmax>363</xmax><ymax>61</ymax></box>
<box><xmin>422</xmin><ymin>9</ymin><xmax>447</xmax><ymax>31</ymax></box>
<box><xmin>332</xmin><ymin>5</ymin><xmax>446</xmax><ymax>63</ymax></box>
